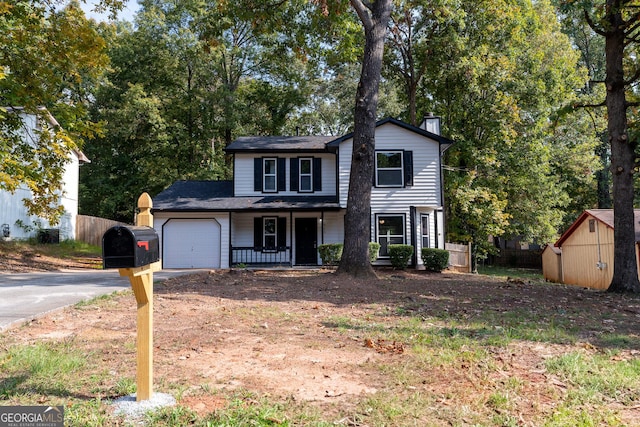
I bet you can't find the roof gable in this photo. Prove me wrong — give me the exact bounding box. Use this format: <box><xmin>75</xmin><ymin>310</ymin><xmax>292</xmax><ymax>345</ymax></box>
<box><xmin>326</xmin><ymin>117</ymin><xmax>455</xmax><ymax>148</ymax></box>
<box><xmin>556</xmin><ymin>209</ymin><xmax>640</xmax><ymax>247</ymax></box>
<box><xmin>224</xmin><ymin>118</ymin><xmax>455</xmax><ymax>154</ymax></box>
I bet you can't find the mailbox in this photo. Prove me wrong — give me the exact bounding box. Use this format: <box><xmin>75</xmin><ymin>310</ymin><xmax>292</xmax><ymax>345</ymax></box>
<box><xmin>102</xmin><ymin>226</ymin><xmax>159</xmax><ymax>269</ymax></box>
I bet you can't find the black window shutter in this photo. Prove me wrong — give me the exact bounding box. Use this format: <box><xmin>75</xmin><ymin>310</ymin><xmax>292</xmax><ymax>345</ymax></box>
<box><xmin>254</xmin><ymin>217</ymin><xmax>263</xmax><ymax>250</ymax></box>
<box><xmin>277</xmin><ymin>217</ymin><xmax>286</xmax><ymax>249</ymax></box>
<box><xmin>373</xmin><ymin>152</ymin><xmax>378</xmax><ymax>186</ymax></box>
<box><xmin>290</xmin><ymin>158</ymin><xmax>299</xmax><ymax>192</ymax></box>
<box><xmin>404</xmin><ymin>151</ymin><xmax>414</xmax><ymax>187</ymax></box>
<box><xmin>277</xmin><ymin>158</ymin><xmax>286</xmax><ymax>191</ymax></box>
<box><xmin>254</xmin><ymin>158</ymin><xmax>263</xmax><ymax>192</ymax></box>
<box><xmin>313</xmin><ymin>157</ymin><xmax>322</xmax><ymax>191</ymax></box>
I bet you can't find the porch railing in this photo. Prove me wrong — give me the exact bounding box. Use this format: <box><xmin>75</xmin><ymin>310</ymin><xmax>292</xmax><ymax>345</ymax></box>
<box><xmin>231</xmin><ymin>246</ymin><xmax>291</xmax><ymax>267</ymax></box>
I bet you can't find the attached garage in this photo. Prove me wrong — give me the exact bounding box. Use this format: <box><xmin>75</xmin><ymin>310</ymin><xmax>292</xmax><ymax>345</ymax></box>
<box><xmin>162</xmin><ymin>219</ymin><xmax>221</xmax><ymax>268</ymax></box>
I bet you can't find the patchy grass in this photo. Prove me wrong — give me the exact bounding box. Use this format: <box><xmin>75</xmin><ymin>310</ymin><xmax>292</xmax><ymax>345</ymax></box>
<box><xmin>478</xmin><ymin>264</ymin><xmax>544</xmax><ymax>280</ymax></box>
<box><xmin>1</xmin><ymin>270</ymin><xmax>639</xmax><ymax>426</ymax></box>
<box><xmin>0</xmin><ymin>239</ymin><xmax>102</xmax><ymax>271</ymax></box>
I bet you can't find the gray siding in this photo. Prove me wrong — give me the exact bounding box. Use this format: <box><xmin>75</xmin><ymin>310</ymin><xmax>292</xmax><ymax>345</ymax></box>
<box><xmin>337</xmin><ymin>123</ymin><xmax>442</xmax><ymax>209</ymax></box>
<box><xmin>234</xmin><ymin>153</ymin><xmax>336</xmax><ymax>197</ymax></box>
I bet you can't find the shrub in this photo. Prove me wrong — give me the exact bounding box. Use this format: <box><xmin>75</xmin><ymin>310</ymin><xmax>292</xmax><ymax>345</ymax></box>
<box><xmin>368</xmin><ymin>242</ymin><xmax>381</xmax><ymax>263</ymax></box>
<box><xmin>318</xmin><ymin>243</ymin><xmax>343</xmax><ymax>265</ymax></box>
<box><xmin>388</xmin><ymin>244</ymin><xmax>414</xmax><ymax>269</ymax></box>
<box><xmin>421</xmin><ymin>248</ymin><xmax>449</xmax><ymax>272</ymax></box>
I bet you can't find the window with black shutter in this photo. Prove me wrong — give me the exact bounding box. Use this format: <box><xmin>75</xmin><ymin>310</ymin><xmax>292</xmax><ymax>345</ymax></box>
<box><xmin>291</xmin><ymin>157</ymin><xmax>322</xmax><ymax>193</ymax></box>
<box><xmin>255</xmin><ymin>157</ymin><xmax>284</xmax><ymax>193</ymax></box>
<box><xmin>374</xmin><ymin>150</ymin><xmax>413</xmax><ymax>187</ymax></box>
<box><xmin>254</xmin><ymin>216</ymin><xmax>287</xmax><ymax>252</ymax></box>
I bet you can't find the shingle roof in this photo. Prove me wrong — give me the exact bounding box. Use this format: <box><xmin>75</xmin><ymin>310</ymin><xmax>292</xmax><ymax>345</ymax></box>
<box><xmin>224</xmin><ymin>117</ymin><xmax>455</xmax><ymax>154</ymax></box>
<box><xmin>152</xmin><ymin>180</ymin><xmax>340</xmax><ymax>212</ymax></box>
<box><xmin>225</xmin><ymin>136</ymin><xmax>336</xmax><ymax>153</ymax></box>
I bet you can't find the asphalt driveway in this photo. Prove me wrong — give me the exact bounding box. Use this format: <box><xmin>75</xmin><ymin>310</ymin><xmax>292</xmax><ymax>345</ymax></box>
<box><xmin>0</xmin><ymin>269</ymin><xmax>197</xmax><ymax>331</ymax></box>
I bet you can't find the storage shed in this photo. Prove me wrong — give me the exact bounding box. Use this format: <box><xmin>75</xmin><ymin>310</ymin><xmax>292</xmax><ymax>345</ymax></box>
<box><xmin>553</xmin><ymin>209</ymin><xmax>640</xmax><ymax>290</ymax></box>
<box><xmin>541</xmin><ymin>244</ymin><xmax>562</xmax><ymax>283</ymax></box>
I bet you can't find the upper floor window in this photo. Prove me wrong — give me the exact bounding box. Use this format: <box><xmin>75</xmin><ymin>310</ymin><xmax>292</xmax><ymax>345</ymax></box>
<box><xmin>376</xmin><ymin>151</ymin><xmax>404</xmax><ymax>187</ymax></box>
<box><xmin>255</xmin><ymin>157</ymin><xmax>285</xmax><ymax>193</ymax></box>
<box><xmin>299</xmin><ymin>158</ymin><xmax>313</xmax><ymax>192</ymax></box>
<box><xmin>290</xmin><ymin>157</ymin><xmax>322</xmax><ymax>193</ymax></box>
<box><xmin>263</xmin><ymin>158</ymin><xmax>277</xmax><ymax>192</ymax></box>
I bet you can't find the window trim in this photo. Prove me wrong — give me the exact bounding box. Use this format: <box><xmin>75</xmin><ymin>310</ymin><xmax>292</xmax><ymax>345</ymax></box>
<box><xmin>263</xmin><ymin>217</ymin><xmax>278</xmax><ymax>252</ymax></box>
<box><xmin>375</xmin><ymin>213</ymin><xmax>406</xmax><ymax>258</ymax></box>
<box><xmin>263</xmin><ymin>158</ymin><xmax>277</xmax><ymax>193</ymax></box>
<box><xmin>299</xmin><ymin>157</ymin><xmax>313</xmax><ymax>193</ymax></box>
<box><xmin>421</xmin><ymin>214</ymin><xmax>430</xmax><ymax>249</ymax></box>
<box><xmin>375</xmin><ymin>150</ymin><xmax>404</xmax><ymax>187</ymax></box>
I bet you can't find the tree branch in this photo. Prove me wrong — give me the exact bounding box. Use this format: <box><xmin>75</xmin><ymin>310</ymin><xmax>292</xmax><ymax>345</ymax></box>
<box><xmin>573</xmin><ymin>100</ymin><xmax>607</xmax><ymax>109</ymax></box>
<box><xmin>624</xmin><ymin>67</ymin><xmax>640</xmax><ymax>86</ymax></box>
<box><xmin>584</xmin><ymin>9</ymin><xmax>608</xmax><ymax>36</ymax></box>
<box><xmin>350</xmin><ymin>0</ymin><xmax>372</xmax><ymax>30</ymax></box>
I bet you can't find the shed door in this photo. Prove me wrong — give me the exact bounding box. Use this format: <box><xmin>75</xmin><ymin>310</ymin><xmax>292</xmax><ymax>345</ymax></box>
<box><xmin>163</xmin><ymin>219</ymin><xmax>220</xmax><ymax>268</ymax></box>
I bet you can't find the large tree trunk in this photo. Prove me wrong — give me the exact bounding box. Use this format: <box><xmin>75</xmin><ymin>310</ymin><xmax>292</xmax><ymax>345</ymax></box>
<box><xmin>605</xmin><ymin>1</ymin><xmax>640</xmax><ymax>293</ymax></box>
<box><xmin>337</xmin><ymin>0</ymin><xmax>392</xmax><ymax>278</ymax></box>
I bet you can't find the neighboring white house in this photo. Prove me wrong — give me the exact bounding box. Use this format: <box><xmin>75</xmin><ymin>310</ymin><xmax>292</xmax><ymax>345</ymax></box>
<box><xmin>0</xmin><ymin>108</ymin><xmax>89</xmax><ymax>241</ymax></box>
<box><xmin>152</xmin><ymin>117</ymin><xmax>454</xmax><ymax>269</ymax></box>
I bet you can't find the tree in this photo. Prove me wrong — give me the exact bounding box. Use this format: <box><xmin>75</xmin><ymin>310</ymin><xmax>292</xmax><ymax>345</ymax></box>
<box><xmin>384</xmin><ymin>0</ymin><xmax>463</xmax><ymax>126</ymax></box>
<box><xmin>572</xmin><ymin>0</ymin><xmax>640</xmax><ymax>293</ymax></box>
<box><xmin>337</xmin><ymin>0</ymin><xmax>392</xmax><ymax>278</ymax></box>
<box><xmin>413</xmin><ymin>0</ymin><xmax>593</xmax><ymax>264</ymax></box>
<box><xmin>554</xmin><ymin>1</ymin><xmax>611</xmax><ymax>210</ymax></box>
<box><xmin>0</xmin><ymin>1</ymin><xmax>108</xmax><ymax>223</ymax></box>
<box><xmin>81</xmin><ymin>0</ymin><xmax>314</xmax><ymax>221</ymax></box>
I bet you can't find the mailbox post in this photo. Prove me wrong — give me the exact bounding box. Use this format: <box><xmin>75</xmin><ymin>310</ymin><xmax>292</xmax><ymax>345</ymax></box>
<box><xmin>102</xmin><ymin>193</ymin><xmax>160</xmax><ymax>401</ymax></box>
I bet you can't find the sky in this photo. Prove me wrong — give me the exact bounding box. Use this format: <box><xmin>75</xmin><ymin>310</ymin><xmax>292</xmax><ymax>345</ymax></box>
<box><xmin>80</xmin><ymin>0</ymin><xmax>139</xmax><ymax>22</ymax></box>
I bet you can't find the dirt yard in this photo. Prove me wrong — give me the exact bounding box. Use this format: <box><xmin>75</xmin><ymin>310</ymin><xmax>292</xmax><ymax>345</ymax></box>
<box><xmin>2</xmin><ymin>253</ymin><xmax>640</xmax><ymax>424</ymax></box>
<box><xmin>0</xmin><ymin>247</ymin><xmax>640</xmax><ymax>425</ymax></box>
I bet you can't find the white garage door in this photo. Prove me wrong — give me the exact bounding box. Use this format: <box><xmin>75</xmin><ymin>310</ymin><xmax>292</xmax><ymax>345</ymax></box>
<box><xmin>163</xmin><ymin>219</ymin><xmax>221</xmax><ymax>268</ymax></box>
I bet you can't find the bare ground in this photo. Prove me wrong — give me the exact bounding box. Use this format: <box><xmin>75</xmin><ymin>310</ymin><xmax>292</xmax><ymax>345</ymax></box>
<box><xmin>2</xmin><ymin>254</ymin><xmax>640</xmax><ymax>425</ymax></box>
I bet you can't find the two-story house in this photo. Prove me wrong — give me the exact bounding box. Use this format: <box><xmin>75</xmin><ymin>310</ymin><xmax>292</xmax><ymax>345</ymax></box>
<box><xmin>152</xmin><ymin>117</ymin><xmax>453</xmax><ymax>269</ymax></box>
<box><xmin>0</xmin><ymin>107</ymin><xmax>89</xmax><ymax>241</ymax></box>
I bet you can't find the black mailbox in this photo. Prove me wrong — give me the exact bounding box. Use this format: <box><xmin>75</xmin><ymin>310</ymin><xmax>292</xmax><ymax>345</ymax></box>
<box><xmin>102</xmin><ymin>226</ymin><xmax>159</xmax><ymax>269</ymax></box>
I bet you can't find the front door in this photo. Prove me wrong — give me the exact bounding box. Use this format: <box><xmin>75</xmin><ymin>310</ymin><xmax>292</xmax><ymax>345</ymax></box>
<box><xmin>295</xmin><ymin>218</ymin><xmax>317</xmax><ymax>265</ymax></box>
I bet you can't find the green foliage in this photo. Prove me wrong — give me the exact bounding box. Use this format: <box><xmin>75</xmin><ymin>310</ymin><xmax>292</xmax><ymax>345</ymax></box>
<box><xmin>385</xmin><ymin>0</ymin><xmax>596</xmax><ymax>260</ymax></box>
<box><xmin>81</xmin><ymin>0</ymin><xmax>316</xmax><ymax>221</ymax></box>
<box><xmin>388</xmin><ymin>244</ymin><xmax>414</xmax><ymax>269</ymax></box>
<box><xmin>369</xmin><ymin>242</ymin><xmax>381</xmax><ymax>263</ymax></box>
<box><xmin>318</xmin><ymin>242</ymin><xmax>380</xmax><ymax>264</ymax></box>
<box><xmin>421</xmin><ymin>248</ymin><xmax>449</xmax><ymax>272</ymax></box>
<box><xmin>318</xmin><ymin>243</ymin><xmax>343</xmax><ymax>265</ymax></box>
<box><xmin>0</xmin><ymin>2</ymin><xmax>109</xmax><ymax>224</ymax></box>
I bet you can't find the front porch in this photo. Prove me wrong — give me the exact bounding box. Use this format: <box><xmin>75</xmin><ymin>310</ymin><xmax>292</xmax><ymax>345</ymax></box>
<box><xmin>230</xmin><ymin>245</ymin><xmax>292</xmax><ymax>267</ymax></box>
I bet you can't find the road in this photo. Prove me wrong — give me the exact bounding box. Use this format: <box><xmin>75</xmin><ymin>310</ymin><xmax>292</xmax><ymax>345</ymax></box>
<box><xmin>0</xmin><ymin>269</ymin><xmax>196</xmax><ymax>331</ymax></box>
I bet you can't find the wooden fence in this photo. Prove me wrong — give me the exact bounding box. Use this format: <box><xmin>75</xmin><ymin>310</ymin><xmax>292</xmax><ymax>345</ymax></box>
<box><xmin>76</xmin><ymin>215</ymin><xmax>128</xmax><ymax>247</ymax></box>
<box><xmin>445</xmin><ymin>242</ymin><xmax>472</xmax><ymax>273</ymax></box>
